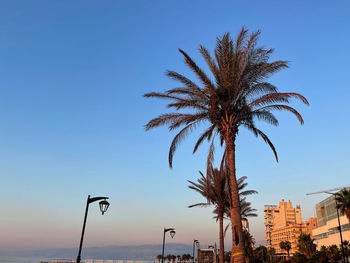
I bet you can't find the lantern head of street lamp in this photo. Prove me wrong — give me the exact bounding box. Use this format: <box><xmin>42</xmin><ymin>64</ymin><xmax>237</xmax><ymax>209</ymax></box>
<box><xmin>99</xmin><ymin>199</ymin><xmax>110</xmax><ymax>215</ymax></box>
<box><xmin>170</xmin><ymin>230</ymin><xmax>176</xmax><ymax>238</ymax></box>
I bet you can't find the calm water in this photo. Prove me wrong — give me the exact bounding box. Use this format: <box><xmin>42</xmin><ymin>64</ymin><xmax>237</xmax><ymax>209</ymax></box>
<box><xmin>0</xmin><ymin>256</ymin><xmax>50</xmax><ymax>263</ymax></box>
<box><xmin>0</xmin><ymin>257</ymin><xmax>154</xmax><ymax>263</ymax></box>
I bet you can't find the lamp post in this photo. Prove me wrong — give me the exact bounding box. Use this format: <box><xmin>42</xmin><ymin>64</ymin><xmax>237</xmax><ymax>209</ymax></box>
<box><xmin>193</xmin><ymin>240</ymin><xmax>198</xmax><ymax>263</ymax></box>
<box><xmin>76</xmin><ymin>195</ymin><xmax>110</xmax><ymax>263</ymax></box>
<box><xmin>161</xmin><ymin>228</ymin><xmax>176</xmax><ymax>263</ymax></box>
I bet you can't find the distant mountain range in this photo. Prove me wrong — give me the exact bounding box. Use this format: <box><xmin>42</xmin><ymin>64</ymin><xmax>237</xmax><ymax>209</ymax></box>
<box><xmin>0</xmin><ymin>243</ymin><xmax>194</xmax><ymax>261</ymax></box>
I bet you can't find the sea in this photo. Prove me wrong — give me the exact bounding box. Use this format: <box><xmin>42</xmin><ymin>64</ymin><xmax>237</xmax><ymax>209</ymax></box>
<box><xmin>0</xmin><ymin>256</ymin><xmax>51</xmax><ymax>263</ymax></box>
<box><xmin>0</xmin><ymin>257</ymin><xmax>154</xmax><ymax>263</ymax></box>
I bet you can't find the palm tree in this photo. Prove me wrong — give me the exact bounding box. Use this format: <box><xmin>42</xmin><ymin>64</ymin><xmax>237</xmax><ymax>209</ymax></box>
<box><xmin>166</xmin><ymin>255</ymin><xmax>173</xmax><ymax>262</ymax></box>
<box><xmin>328</xmin><ymin>245</ymin><xmax>341</xmax><ymax>262</ymax></box>
<box><xmin>188</xmin><ymin>166</ymin><xmax>229</xmax><ymax>263</ymax></box>
<box><xmin>222</xmin><ymin>177</ymin><xmax>258</xmax><ymax>236</ymax></box>
<box><xmin>317</xmin><ymin>245</ymin><xmax>329</xmax><ymax>263</ymax></box>
<box><xmin>297</xmin><ymin>233</ymin><xmax>316</xmax><ymax>259</ymax></box>
<box><xmin>343</xmin><ymin>241</ymin><xmax>350</xmax><ymax>261</ymax></box>
<box><xmin>188</xmin><ymin>163</ymin><xmax>257</xmax><ymax>263</ymax></box>
<box><xmin>335</xmin><ymin>188</ymin><xmax>350</xmax><ymax>222</ymax></box>
<box><xmin>267</xmin><ymin>247</ymin><xmax>275</xmax><ymax>262</ymax></box>
<box><xmin>236</xmin><ymin>176</ymin><xmax>258</xmax><ymax>229</ymax></box>
<box><xmin>242</xmin><ymin>229</ymin><xmax>255</xmax><ymax>261</ymax></box>
<box><xmin>279</xmin><ymin>241</ymin><xmax>291</xmax><ymax>260</ymax></box>
<box><xmin>181</xmin><ymin>254</ymin><xmax>191</xmax><ymax>262</ymax></box>
<box><xmin>254</xmin><ymin>246</ymin><xmax>267</xmax><ymax>262</ymax></box>
<box><xmin>144</xmin><ymin>28</ymin><xmax>309</xmax><ymax>262</ymax></box>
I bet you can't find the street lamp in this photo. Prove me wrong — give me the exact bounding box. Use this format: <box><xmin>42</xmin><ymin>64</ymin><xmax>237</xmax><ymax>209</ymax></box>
<box><xmin>76</xmin><ymin>195</ymin><xmax>110</xmax><ymax>263</ymax></box>
<box><xmin>161</xmin><ymin>228</ymin><xmax>176</xmax><ymax>263</ymax></box>
<box><xmin>193</xmin><ymin>240</ymin><xmax>198</xmax><ymax>263</ymax></box>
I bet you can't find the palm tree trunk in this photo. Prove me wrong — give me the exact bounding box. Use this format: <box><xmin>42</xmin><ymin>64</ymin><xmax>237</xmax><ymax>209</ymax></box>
<box><xmin>219</xmin><ymin>210</ymin><xmax>224</xmax><ymax>263</ymax></box>
<box><xmin>226</xmin><ymin>137</ymin><xmax>245</xmax><ymax>263</ymax></box>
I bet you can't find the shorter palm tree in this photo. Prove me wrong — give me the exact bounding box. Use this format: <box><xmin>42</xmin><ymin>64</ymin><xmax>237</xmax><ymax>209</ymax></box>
<box><xmin>242</xmin><ymin>229</ymin><xmax>255</xmax><ymax>260</ymax></box>
<box><xmin>267</xmin><ymin>247</ymin><xmax>275</xmax><ymax>262</ymax></box>
<box><xmin>221</xmin><ymin>177</ymin><xmax>258</xmax><ymax>236</ymax></box>
<box><xmin>253</xmin><ymin>246</ymin><xmax>268</xmax><ymax>262</ymax></box>
<box><xmin>188</xmin><ymin>166</ymin><xmax>228</xmax><ymax>263</ymax></box>
<box><xmin>328</xmin><ymin>245</ymin><xmax>341</xmax><ymax>262</ymax></box>
<box><xmin>343</xmin><ymin>241</ymin><xmax>350</xmax><ymax>260</ymax></box>
<box><xmin>181</xmin><ymin>254</ymin><xmax>192</xmax><ymax>262</ymax></box>
<box><xmin>166</xmin><ymin>254</ymin><xmax>173</xmax><ymax>262</ymax></box>
<box><xmin>317</xmin><ymin>245</ymin><xmax>329</xmax><ymax>263</ymax></box>
<box><xmin>297</xmin><ymin>234</ymin><xmax>316</xmax><ymax>259</ymax></box>
<box><xmin>279</xmin><ymin>241</ymin><xmax>291</xmax><ymax>260</ymax></box>
<box><xmin>335</xmin><ymin>188</ymin><xmax>350</xmax><ymax>222</ymax></box>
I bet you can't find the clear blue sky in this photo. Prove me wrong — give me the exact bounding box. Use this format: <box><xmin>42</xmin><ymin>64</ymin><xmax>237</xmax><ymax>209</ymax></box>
<box><xmin>0</xmin><ymin>0</ymin><xmax>350</xmax><ymax>251</ymax></box>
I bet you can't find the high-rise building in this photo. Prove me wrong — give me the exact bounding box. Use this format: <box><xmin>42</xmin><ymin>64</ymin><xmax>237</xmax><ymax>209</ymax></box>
<box><xmin>312</xmin><ymin>194</ymin><xmax>350</xmax><ymax>248</ymax></box>
<box><xmin>264</xmin><ymin>200</ymin><xmax>317</xmax><ymax>258</ymax></box>
<box><xmin>264</xmin><ymin>200</ymin><xmax>302</xmax><ymax>248</ymax></box>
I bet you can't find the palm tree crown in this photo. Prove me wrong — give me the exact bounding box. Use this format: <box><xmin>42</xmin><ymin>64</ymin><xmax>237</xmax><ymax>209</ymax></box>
<box><xmin>144</xmin><ymin>28</ymin><xmax>308</xmax><ymax>167</ymax></box>
<box><xmin>335</xmin><ymin>188</ymin><xmax>350</xmax><ymax>222</ymax></box>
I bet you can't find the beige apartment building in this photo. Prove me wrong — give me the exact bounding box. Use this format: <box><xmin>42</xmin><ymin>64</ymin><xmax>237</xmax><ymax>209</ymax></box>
<box><xmin>264</xmin><ymin>200</ymin><xmax>302</xmax><ymax>248</ymax></box>
<box><xmin>312</xmin><ymin>194</ymin><xmax>350</xmax><ymax>248</ymax></box>
<box><xmin>264</xmin><ymin>200</ymin><xmax>317</xmax><ymax>257</ymax></box>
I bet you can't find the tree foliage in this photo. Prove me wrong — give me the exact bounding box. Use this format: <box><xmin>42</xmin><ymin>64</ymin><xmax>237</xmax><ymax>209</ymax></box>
<box><xmin>145</xmin><ymin>27</ymin><xmax>308</xmax><ymax>263</ymax></box>
<box><xmin>296</xmin><ymin>234</ymin><xmax>316</xmax><ymax>259</ymax></box>
<box><xmin>335</xmin><ymin>188</ymin><xmax>350</xmax><ymax>222</ymax></box>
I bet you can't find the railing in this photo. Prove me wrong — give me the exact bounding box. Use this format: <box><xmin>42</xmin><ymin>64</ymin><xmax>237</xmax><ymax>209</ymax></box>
<box><xmin>40</xmin><ymin>260</ymin><xmax>146</xmax><ymax>263</ymax></box>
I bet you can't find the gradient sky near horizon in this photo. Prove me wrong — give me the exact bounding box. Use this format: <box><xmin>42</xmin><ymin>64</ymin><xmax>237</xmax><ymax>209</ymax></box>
<box><xmin>1</xmin><ymin>0</ymin><xmax>350</xmax><ymax>252</ymax></box>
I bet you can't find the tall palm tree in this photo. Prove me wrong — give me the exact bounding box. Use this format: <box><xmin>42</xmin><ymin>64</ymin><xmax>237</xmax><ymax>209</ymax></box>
<box><xmin>335</xmin><ymin>188</ymin><xmax>350</xmax><ymax>222</ymax></box>
<box><xmin>188</xmin><ymin>166</ymin><xmax>228</xmax><ymax>263</ymax></box>
<box><xmin>144</xmin><ymin>28</ymin><xmax>308</xmax><ymax>262</ymax></box>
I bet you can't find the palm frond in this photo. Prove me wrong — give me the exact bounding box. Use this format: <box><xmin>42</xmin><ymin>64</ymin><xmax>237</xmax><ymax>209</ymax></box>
<box><xmin>169</xmin><ymin>122</ymin><xmax>199</xmax><ymax>168</ymax></box>
<box><xmin>244</xmin><ymin>124</ymin><xmax>278</xmax><ymax>162</ymax></box>
<box><xmin>178</xmin><ymin>49</ymin><xmax>216</xmax><ymax>94</ymax></box>
<box><xmin>258</xmin><ymin>104</ymin><xmax>305</xmax><ymax>125</ymax></box>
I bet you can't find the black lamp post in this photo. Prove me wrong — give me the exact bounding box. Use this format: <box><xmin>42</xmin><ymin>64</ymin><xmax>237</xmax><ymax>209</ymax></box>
<box><xmin>76</xmin><ymin>195</ymin><xmax>110</xmax><ymax>263</ymax></box>
<box><xmin>161</xmin><ymin>228</ymin><xmax>175</xmax><ymax>263</ymax></box>
<box><xmin>193</xmin><ymin>240</ymin><xmax>198</xmax><ymax>263</ymax></box>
